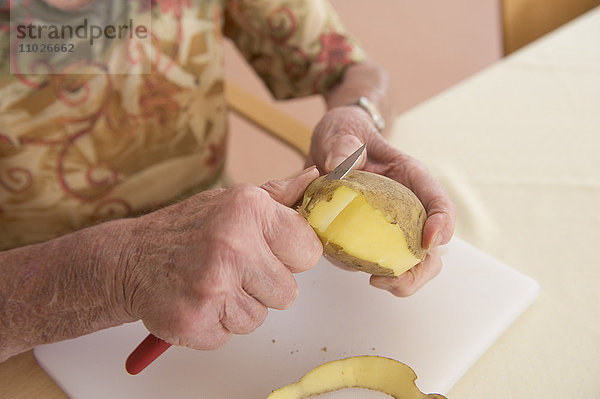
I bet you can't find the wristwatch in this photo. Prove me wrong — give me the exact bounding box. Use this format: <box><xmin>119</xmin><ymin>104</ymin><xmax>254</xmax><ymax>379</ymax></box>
<box><xmin>351</xmin><ymin>96</ymin><xmax>385</xmax><ymax>132</ymax></box>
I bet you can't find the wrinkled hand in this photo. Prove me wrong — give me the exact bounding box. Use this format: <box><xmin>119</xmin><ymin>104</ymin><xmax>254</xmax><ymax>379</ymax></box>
<box><xmin>306</xmin><ymin>106</ymin><xmax>456</xmax><ymax>296</ymax></box>
<box><xmin>119</xmin><ymin>168</ymin><xmax>322</xmax><ymax>349</ymax></box>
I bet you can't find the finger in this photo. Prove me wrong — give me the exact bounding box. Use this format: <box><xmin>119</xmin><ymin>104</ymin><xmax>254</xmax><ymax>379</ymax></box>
<box><xmin>147</xmin><ymin>300</ymin><xmax>231</xmax><ymax>351</ymax></box>
<box><xmin>421</xmin><ymin>191</ymin><xmax>455</xmax><ymax>250</ymax></box>
<box><xmin>304</xmin><ymin>153</ymin><xmax>316</xmax><ymax>170</ymax></box>
<box><xmin>262</xmin><ymin>206</ymin><xmax>323</xmax><ymax>274</ymax></box>
<box><xmin>220</xmin><ymin>289</ymin><xmax>269</xmax><ymax>335</ymax></box>
<box><xmin>175</xmin><ymin>326</ymin><xmax>231</xmax><ymax>351</ymax></box>
<box><xmin>390</xmin><ymin>155</ymin><xmax>456</xmax><ymax>249</ymax></box>
<box><xmin>260</xmin><ymin>168</ymin><xmax>323</xmax><ymax>273</ymax></box>
<box><xmin>423</xmin><ymin>211</ymin><xmax>454</xmax><ymax>250</ymax></box>
<box><xmin>261</xmin><ymin>166</ymin><xmax>320</xmax><ymax>208</ymax></box>
<box><xmin>309</xmin><ymin>107</ymin><xmax>381</xmax><ymax>173</ymax></box>
<box><xmin>241</xmin><ymin>248</ymin><xmax>300</xmax><ymax>310</ymax></box>
<box><xmin>369</xmin><ymin>249</ymin><xmax>442</xmax><ymax>297</ymax></box>
<box><xmin>322</xmin><ymin>135</ymin><xmax>367</xmax><ymax>173</ymax></box>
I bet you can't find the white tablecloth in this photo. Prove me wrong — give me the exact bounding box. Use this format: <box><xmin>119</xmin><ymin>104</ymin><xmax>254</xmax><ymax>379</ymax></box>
<box><xmin>390</xmin><ymin>7</ymin><xmax>600</xmax><ymax>398</ymax></box>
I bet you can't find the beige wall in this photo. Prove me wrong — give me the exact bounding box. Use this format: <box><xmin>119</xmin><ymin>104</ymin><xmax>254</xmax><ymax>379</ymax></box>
<box><xmin>225</xmin><ymin>0</ymin><xmax>503</xmax><ymax>185</ymax></box>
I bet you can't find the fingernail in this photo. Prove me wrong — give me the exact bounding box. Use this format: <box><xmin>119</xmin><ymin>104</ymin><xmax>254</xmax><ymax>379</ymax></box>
<box><xmin>370</xmin><ymin>278</ymin><xmax>391</xmax><ymax>291</ymax></box>
<box><xmin>325</xmin><ymin>156</ymin><xmax>346</xmax><ymax>172</ymax></box>
<box><xmin>429</xmin><ymin>232</ymin><xmax>442</xmax><ymax>249</ymax></box>
<box><xmin>289</xmin><ymin>166</ymin><xmax>317</xmax><ymax>179</ymax></box>
<box><xmin>301</xmin><ymin>165</ymin><xmax>318</xmax><ymax>176</ymax></box>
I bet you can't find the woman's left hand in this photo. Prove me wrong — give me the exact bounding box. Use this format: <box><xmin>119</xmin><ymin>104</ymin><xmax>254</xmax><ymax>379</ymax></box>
<box><xmin>306</xmin><ymin>106</ymin><xmax>456</xmax><ymax>296</ymax></box>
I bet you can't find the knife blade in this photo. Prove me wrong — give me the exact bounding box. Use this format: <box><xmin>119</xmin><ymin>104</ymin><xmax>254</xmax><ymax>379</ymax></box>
<box><xmin>325</xmin><ymin>143</ymin><xmax>366</xmax><ymax>180</ymax></box>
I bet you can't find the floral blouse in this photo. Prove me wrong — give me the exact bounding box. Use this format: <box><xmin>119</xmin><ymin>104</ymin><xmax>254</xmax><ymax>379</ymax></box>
<box><xmin>0</xmin><ymin>0</ymin><xmax>365</xmax><ymax>250</ymax></box>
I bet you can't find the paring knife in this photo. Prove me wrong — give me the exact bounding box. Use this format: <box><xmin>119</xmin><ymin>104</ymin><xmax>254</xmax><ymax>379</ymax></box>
<box><xmin>325</xmin><ymin>143</ymin><xmax>366</xmax><ymax>180</ymax></box>
<box><xmin>124</xmin><ymin>143</ymin><xmax>367</xmax><ymax>375</ymax></box>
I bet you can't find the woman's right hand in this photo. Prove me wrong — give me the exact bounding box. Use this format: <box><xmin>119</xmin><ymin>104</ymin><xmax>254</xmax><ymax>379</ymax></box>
<box><xmin>119</xmin><ymin>167</ymin><xmax>322</xmax><ymax>350</ymax></box>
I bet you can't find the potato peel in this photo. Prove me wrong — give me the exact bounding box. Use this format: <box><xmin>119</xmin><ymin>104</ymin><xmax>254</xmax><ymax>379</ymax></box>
<box><xmin>266</xmin><ymin>355</ymin><xmax>447</xmax><ymax>399</ymax></box>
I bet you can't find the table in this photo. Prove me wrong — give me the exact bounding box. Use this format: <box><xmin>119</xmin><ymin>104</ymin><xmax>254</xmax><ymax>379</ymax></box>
<box><xmin>389</xmin><ymin>6</ymin><xmax>600</xmax><ymax>398</ymax></box>
<box><xmin>1</xmin><ymin>6</ymin><xmax>599</xmax><ymax>398</ymax></box>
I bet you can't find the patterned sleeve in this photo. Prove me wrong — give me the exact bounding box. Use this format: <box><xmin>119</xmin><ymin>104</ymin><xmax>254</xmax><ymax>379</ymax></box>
<box><xmin>224</xmin><ymin>0</ymin><xmax>366</xmax><ymax>100</ymax></box>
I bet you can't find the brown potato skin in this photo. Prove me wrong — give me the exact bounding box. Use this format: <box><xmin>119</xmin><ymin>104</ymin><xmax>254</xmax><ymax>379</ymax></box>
<box><xmin>325</xmin><ymin>241</ymin><xmax>397</xmax><ymax>277</ymax></box>
<box><xmin>298</xmin><ymin>171</ymin><xmax>427</xmax><ymax>276</ymax></box>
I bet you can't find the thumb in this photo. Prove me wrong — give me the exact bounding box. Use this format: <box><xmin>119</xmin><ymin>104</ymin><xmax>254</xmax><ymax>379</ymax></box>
<box><xmin>261</xmin><ymin>166</ymin><xmax>320</xmax><ymax>207</ymax></box>
<box><xmin>324</xmin><ymin>135</ymin><xmax>367</xmax><ymax>172</ymax></box>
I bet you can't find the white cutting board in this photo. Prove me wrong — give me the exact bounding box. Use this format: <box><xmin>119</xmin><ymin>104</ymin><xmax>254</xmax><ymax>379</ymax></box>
<box><xmin>34</xmin><ymin>237</ymin><xmax>538</xmax><ymax>398</ymax></box>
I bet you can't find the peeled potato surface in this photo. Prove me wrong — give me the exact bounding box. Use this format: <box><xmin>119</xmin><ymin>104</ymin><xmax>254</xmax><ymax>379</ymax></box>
<box><xmin>299</xmin><ymin>171</ymin><xmax>427</xmax><ymax>277</ymax></box>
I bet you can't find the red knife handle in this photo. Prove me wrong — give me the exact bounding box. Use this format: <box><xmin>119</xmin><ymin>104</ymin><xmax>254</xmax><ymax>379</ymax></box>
<box><xmin>126</xmin><ymin>334</ymin><xmax>171</xmax><ymax>375</ymax></box>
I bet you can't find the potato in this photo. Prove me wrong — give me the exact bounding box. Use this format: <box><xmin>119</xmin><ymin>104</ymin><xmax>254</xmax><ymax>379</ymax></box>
<box><xmin>266</xmin><ymin>355</ymin><xmax>447</xmax><ymax>399</ymax></box>
<box><xmin>298</xmin><ymin>171</ymin><xmax>427</xmax><ymax>277</ymax></box>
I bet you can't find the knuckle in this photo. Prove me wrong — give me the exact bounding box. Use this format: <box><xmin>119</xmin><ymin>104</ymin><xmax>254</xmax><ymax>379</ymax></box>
<box><xmin>193</xmin><ymin>330</ymin><xmax>231</xmax><ymax>350</ymax></box>
<box><xmin>244</xmin><ymin>306</ymin><xmax>268</xmax><ymax>334</ymax></box>
<box><xmin>306</xmin><ymin>234</ymin><xmax>323</xmax><ymax>267</ymax></box>
<box><xmin>226</xmin><ymin>184</ymin><xmax>272</xmax><ymax>219</ymax></box>
<box><xmin>277</xmin><ymin>278</ymin><xmax>299</xmax><ymax>310</ymax></box>
<box><xmin>190</xmin><ymin>303</ymin><xmax>231</xmax><ymax>349</ymax></box>
<box><xmin>253</xmin><ymin>271</ymin><xmax>299</xmax><ymax>311</ymax></box>
<box><xmin>231</xmin><ymin>183</ymin><xmax>268</xmax><ymax>205</ymax></box>
<box><xmin>265</xmin><ymin>224</ymin><xmax>320</xmax><ymax>273</ymax></box>
<box><xmin>260</xmin><ymin>179</ymin><xmax>285</xmax><ymax>197</ymax></box>
<box><xmin>222</xmin><ymin>295</ymin><xmax>268</xmax><ymax>335</ymax></box>
<box><xmin>390</xmin><ymin>282</ymin><xmax>417</xmax><ymax>297</ymax></box>
<box><xmin>205</xmin><ymin>230</ymin><xmax>239</xmax><ymax>257</ymax></box>
<box><xmin>394</xmin><ymin>153</ymin><xmax>429</xmax><ymax>180</ymax></box>
<box><xmin>203</xmin><ymin>224</ymin><xmax>254</xmax><ymax>263</ymax></box>
<box><xmin>408</xmin><ymin>160</ymin><xmax>430</xmax><ymax>181</ymax></box>
<box><xmin>395</xmin><ymin>286</ymin><xmax>418</xmax><ymax>297</ymax></box>
<box><xmin>392</xmin><ymin>271</ymin><xmax>419</xmax><ymax>297</ymax></box>
<box><xmin>292</xmin><ymin>220</ymin><xmax>323</xmax><ymax>271</ymax></box>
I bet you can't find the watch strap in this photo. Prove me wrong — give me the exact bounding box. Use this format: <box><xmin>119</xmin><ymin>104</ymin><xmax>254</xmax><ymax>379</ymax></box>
<box><xmin>351</xmin><ymin>96</ymin><xmax>385</xmax><ymax>132</ymax></box>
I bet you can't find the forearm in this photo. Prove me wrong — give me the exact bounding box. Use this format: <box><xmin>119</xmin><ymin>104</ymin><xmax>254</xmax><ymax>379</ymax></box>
<box><xmin>324</xmin><ymin>59</ymin><xmax>394</xmax><ymax>135</ymax></box>
<box><xmin>0</xmin><ymin>219</ymin><xmax>135</xmax><ymax>361</ymax></box>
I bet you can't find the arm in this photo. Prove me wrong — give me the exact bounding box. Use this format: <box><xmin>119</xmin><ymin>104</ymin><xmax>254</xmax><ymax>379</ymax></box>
<box><xmin>323</xmin><ymin>59</ymin><xmax>394</xmax><ymax>133</ymax></box>
<box><xmin>0</xmin><ymin>220</ymin><xmax>134</xmax><ymax>362</ymax></box>
<box><xmin>0</xmin><ymin>168</ymin><xmax>321</xmax><ymax>361</ymax></box>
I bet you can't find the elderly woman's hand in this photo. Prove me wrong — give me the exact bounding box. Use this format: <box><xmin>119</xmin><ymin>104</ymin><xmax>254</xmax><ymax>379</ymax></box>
<box><xmin>120</xmin><ymin>167</ymin><xmax>322</xmax><ymax>349</ymax></box>
<box><xmin>306</xmin><ymin>106</ymin><xmax>455</xmax><ymax>296</ymax></box>
<box><xmin>0</xmin><ymin>168</ymin><xmax>322</xmax><ymax>361</ymax></box>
